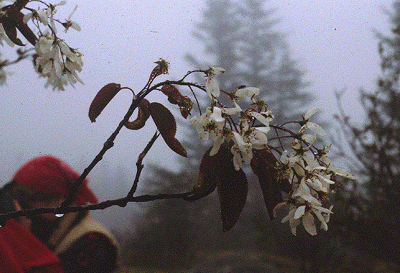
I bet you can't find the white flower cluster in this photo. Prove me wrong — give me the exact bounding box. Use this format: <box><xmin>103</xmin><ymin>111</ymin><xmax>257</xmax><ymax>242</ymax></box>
<box><xmin>24</xmin><ymin>1</ymin><xmax>83</xmax><ymax>90</ymax></box>
<box><xmin>23</xmin><ymin>1</ymin><xmax>81</xmax><ymax>34</ymax></box>
<box><xmin>34</xmin><ymin>34</ymin><xmax>83</xmax><ymax>90</ymax></box>
<box><xmin>191</xmin><ymin>66</ymin><xmax>274</xmax><ymax>171</ymax></box>
<box><xmin>0</xmin><ymin>0</ymin><xmax>83</xmax><ymax>90</ymax></box>
<box><xmin>192</xmin><ymin>66</ymin><xmax>356</xmax><ymax>235</ymax></box>
<box><xmin>276</xmin><ymin>108</ymin><xmax>356</xmax><ymax>235</ymax></box>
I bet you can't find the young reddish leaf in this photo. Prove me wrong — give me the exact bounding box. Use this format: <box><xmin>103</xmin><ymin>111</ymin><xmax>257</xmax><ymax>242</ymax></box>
<box><xmin>161</xmin><ymin>84</ymin><xmax>182</xmax><ymax>105</ymax></box>
<box><xmin>2</xmin><ymin>17</ymin><xmax>24</xmax><ymax>46</ymax></box>
<box><xmin>148</xmin><ymin>102</ymin><xmax>187</xmax><ymax>157</ymax></box>
<box><xmin>160</xmin><ymin>85</ymin><xmax>193</xmax><ymax>118</ymax></box>
<box><xmin>217</xmin><ymin>146</ymin><xmax>248</xmax><ymax>232</ymax></box>
<box><xmin>179</xmin><ymin>96</ymin><xmax>193</xmax><ymax>119</ymax></box>
<box><xmin>88</xmin><ymin>83</ymin><xmax>122</xmax><ymax>122</ymax></box>
<box><xmin>191</xmin><ymin>146</ymin><xmax>225</xmax><ymax>197</ymax></box>
<box><xmin>251</xmin><ymin>149</ymin><xmax>287</xmax><ymax>220</ymax></box>
<box><xmin>16</xmin><ymin>21</ymin><xmax>37</xmax><ymax>46</ymax></box>
<box><xmin>125</xmin><ymin>99</ymin><xmax>150</xmax><ymax>130</ymax></box>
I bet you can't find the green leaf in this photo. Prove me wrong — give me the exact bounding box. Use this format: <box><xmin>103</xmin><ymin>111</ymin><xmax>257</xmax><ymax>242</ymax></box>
<box><xmin>148</xmin><ymin>102</ymin><xmax>187</xmax><ymax>157</ymax></box>
<box><xmin>88</xmin><ymin>83</ymin><xmax>122</xmax><ymax>122</ymax></box>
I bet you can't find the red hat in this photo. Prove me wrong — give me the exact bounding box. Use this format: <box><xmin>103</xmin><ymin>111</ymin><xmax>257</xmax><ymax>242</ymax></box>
<box><xmin>13</xmin><ymin>155</ymin><xmax>98</xmax><ymax>205</ymax></box>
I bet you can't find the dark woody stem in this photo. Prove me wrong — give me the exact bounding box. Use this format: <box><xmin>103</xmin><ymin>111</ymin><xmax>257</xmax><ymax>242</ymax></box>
<box><xmin>126</xmin><ymin>131</ymin><xmax>160</xmax><ymax>199</ymax></box>
<box><xmin>60</xmin><ymin>80</ymin><xmax>203</xmax><ymax>210</ymax></box>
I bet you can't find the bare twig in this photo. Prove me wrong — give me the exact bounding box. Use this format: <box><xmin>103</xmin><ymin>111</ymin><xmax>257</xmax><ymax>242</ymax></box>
<box><xmin>127</xmin><ymin>131</ymin><xmax>160</xmax><ymax>198</ymax></box>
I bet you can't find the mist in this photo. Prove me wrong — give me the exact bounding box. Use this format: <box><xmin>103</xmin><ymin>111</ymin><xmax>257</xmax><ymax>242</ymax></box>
<box><xmin>0</xmin><ymin>0</ymin><xmax>391</xmax><ymax>233</ymax></box>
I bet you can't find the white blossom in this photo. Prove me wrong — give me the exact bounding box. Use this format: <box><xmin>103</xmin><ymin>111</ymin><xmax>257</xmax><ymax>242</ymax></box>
<box><xmin>209</xmin><ymin>66</ymin><xmax>225</xmax><ymax>76</ymax></box>
<box><xmin>299</xmin><ymin>108</ymin><xmax>325</xmax><ymax>144</ymax></box>
<box><xmin>231</xmin><ymin>131</ymin><xmax>253</xmax><ymax>171</ymax></box>
<box><xmin>64</xmin><ymin>5</ymin><xmax>81</xmax><ymax>32</ymax></box>
<box><xmin>190</xmin><ymin>107</ymin><xmax>226</xmax><ymax>156</ymax></box>
<box><xmin>35</xmin><ymin>35</ymin><xmax>83</xmax><ymax>90</ymax></box>
<box><xmin>281</xmin><ymin>205</ymin><xmax>301</xmax><ymax>235</ymax></box>
<box><xmin>205</xmin><ymin>76</ymin><xmax>220</xmax><ymax>99</ymax></box>
<box><xmin>205</xmin><ymin>66</ymin><xmax>225</xmax><ymax>100</ymax></box>
<box><xmin>304</xmin><ymin>107</ymin><xmax>319</xmax><ymax>120</ymax></box>
<box><xmin>235</xmin><ymin>86</ymin><xmax>260</xmax><ymax>99</ymax></box>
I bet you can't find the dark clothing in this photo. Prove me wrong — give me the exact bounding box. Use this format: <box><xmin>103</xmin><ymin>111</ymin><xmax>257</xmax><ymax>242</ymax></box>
<box><xmin>0</xmin><ymin>182</ymin><xmax>118</xmax><ymax>273</ymax></box>
<box><xmin>0</xmin><ymin>181</ymin><xmax>16</xmax><ymax>217</ymax></box>
<box><xmin>59</xmin><ymin>232</ymin><xmax>118</xmax><ymax>273</ymax></box>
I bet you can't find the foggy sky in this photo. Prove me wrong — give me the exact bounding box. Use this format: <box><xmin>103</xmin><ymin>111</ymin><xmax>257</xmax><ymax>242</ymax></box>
<box><xmin>0</xmin><ymin>0</ymin><xmax>392</xmax><ymax>230</ymax></box>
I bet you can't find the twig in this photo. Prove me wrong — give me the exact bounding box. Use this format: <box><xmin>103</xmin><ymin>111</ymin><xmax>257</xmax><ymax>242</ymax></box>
<box><xmin>0</xmin><ymin>191</ymin><xmax>195</xmax><ymax>224</ymax></box>
<box><xmin>127</xmin><ymin>131</ymin><xmax>160</xmax><ymax>198</ymax></box>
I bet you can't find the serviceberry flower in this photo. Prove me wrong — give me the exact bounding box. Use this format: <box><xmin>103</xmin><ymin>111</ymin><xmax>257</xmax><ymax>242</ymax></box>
<box><xmin>205</xmin><ymin>66</ymin><xmax>225</xmax><ymax>100</ymax></box>
<box><xmin>62</xmin><ymin>5</ymin><xmax>81</xmax><ymax>32</ymax></box>
<box><xmin>235</xmin><ymin>86</ymin><xmax>260</xmax><ymax>99</ymax></box>
<box><xmin>190</xmin><ymin>107</ymin><xmax>226</xmax><ymax>156</ymax></box>
<box><xmin>192</xmin><ymin>69</ymin><xmax>355</xmax><ymax>235</ymax></box>
<box><xmin>35</xmin><ymin>34</ymin><xmax>83</xmax><ymax>90</ymax></box>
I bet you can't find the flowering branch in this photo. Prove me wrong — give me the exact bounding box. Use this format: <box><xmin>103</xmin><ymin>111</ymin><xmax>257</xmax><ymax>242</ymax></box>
<box><xmin>0</xmin><ymin>0</ymin><xmax>83</xmax><ymax>89</ymax></box>
<box><xmin>0</xmin><ymin>1</ymin><xmax>356</xmax><ymax>236</ymax></box>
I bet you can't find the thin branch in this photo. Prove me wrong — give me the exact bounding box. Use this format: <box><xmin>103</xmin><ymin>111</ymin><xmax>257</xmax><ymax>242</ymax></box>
<box><xmin>44</xmin><ymin>80</ymin><xmax>204</xmax><ymax>212</ymax></box>
<box><xmin>127</xmin><ymin>131</ymin><xmax>160</xmax><ymax>198</ymax></box>
<box><xmin>0</xmin><ymin>191</ymin><xmax>195</xmax><ymax>225</ymax></box>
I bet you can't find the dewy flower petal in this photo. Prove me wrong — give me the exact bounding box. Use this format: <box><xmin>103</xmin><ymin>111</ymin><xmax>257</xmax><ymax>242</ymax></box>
<box><xmin>334</xmin><ymin>168</ymin><xmax>357</xmax><ymax>179</ymax></box>
<box><xmin>235</xmin><ymin>87</ymin><xmax>260</xmax><ymax>99</ymax></box>
<box><xmin>210</xmin><ymin>66</ymin><xmax>225</xmax><ymax>76</ymax></box>
<box><xmin>232</xmin><ymin>131</ymin><xmax>253</xmax><ymax>165</ymax></box>
<box><xmin>306</xmin><ymin>121</ymin><xmax>325</xmax><ymax>137</ymax></box>
<box><xmin>250</xmin><ymin>111</ymin><xmax>273</xmax><ymax>126</ymax></box>
<box><xmin>231</xmin><ymin>144</ymin><xmax>243</xmax><ymax>171</ymax></box>
<box><xmin>302</xmin><ymin>212</ymin><xmax>317</xmax><ymax>235</ymax></box>
<box><xmin>292</xmin><ymin>180</ymin><xmax>322</xmax><ymax>206</ymax></box>
<box><xmin>222</xmin><ymin>101</ymin><xmax>242</xmax><ymax>115</ymax></box>
<box><xmin>209</xmin><ymin>107</ymin><xmax>224</xmax><ymax>123</ymax></box>
<box><xmin>304</xmin><ymin>107</ymin><xmax>319</xmax><ymax>120</ymax></box>
<box><xmin>190</xmin><ymin>115</ymin><xmax>209</xmax><ymax>140</ymax></box>
<box><xmin>209</xmin><ymin>134</ymin><xmax>224</xmax><ymax>156</ymax></box>
<box><xmin>205</xmin><ymin>77</ymin><xmax>220</xmax><ymax>99</ymax></box>
<box><xmin>294</xmin><ymin>205</ymin><xmax>306</xmax><ymax>219</ymax></box>
<box><xmin>281</xmin><ymin>206</ymin><xmax>296</xmax><ymax>223</ymax></box>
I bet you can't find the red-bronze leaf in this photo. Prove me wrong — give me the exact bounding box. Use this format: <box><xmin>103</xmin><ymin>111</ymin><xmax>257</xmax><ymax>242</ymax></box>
<box><xmin>251</xmin><ymin>149</ymin><xmax>286</xmax><ymax>220</ymax></box>
<box><xmin>88</xmin><ymin>83</ymin><xmax>122</xmax><ymax>122</ymax></box>
<box><xmin>2</xmin><ymin>18</ymin><xmax>23</xmax><ymax>46</ymax></box>
<box><xmin>160</xmin><ymin>85</ymin><xmax>193</xmax><ymax>119</ymax></box>
<box><xmin>179</xmin><ymin>96</ymin><xmax>193</xmax><ymax>119</ymax></box>
<box><xmin>16</xmin><ymin>20</ymin><xmax>37</xmax><ymax>46</ymax></box>
<box><xmin>191</xmin><ymin>146</ymin><xmax>224</xmax><ymax>197</ymax></box>
<box><xmin>161</xmin><ymin>84</ymin><xmax>182</xmax><ymax>105</ymax></box>
<box><xmin>148</xmin><ymin>102</ymin><xmax>187</xmax><ymax>157</ymax></box>
<box><xmin>125</xmin><ymin>99</ymin><xmax>151</xmax><ymax>130</ymax></box>
<box><xmin>217</xmin><ymin>146</ymin><xmax>248</xmax><ymax>232</ymax></box>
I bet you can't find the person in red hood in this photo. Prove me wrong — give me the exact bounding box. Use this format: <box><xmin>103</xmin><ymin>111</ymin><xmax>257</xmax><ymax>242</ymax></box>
<box><xmin>0</xmin><ymin>155</ymin><xmax>119</xmax><ymax>273</ymax></box>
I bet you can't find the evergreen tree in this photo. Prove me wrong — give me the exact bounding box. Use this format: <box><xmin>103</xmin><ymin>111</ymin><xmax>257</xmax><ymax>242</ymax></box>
<box><xmin>336</xmin><ymin>0</ymin><xmax>400</xmax><ymax>265</ymax></box>
<box><xmin>187</xmin><ymin>0</ymin><xmax>313</xmax><ymax>124</ymax></box>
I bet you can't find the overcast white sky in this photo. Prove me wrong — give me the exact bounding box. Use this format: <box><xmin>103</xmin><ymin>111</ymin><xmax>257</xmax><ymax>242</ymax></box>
<box><xmin>0</xmin><ymin>0</ymin><xmax>393</xmax><ymax>229</ymax></box>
